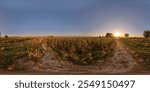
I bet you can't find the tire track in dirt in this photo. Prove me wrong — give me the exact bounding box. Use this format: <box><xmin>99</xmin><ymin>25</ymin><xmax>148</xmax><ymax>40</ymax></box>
<box><xmin>99</xmin><ymin>39</ymin><xmax>140</xmax><ymax>74</ymax></box>
<box><xmin>32</xmin><ymin>41</ymin><xmax>65</xmax><ymax>73</ymax></box>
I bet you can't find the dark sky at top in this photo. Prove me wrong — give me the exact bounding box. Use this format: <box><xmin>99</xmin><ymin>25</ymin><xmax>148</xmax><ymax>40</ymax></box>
<box><xmin>0</xmin><ymin>0</ymin><xmax>150</xmax><ymax>36</ymax></box>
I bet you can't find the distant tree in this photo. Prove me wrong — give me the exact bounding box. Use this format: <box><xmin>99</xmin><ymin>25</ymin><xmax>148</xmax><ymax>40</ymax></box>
<box><xmin>0</xmin><ymin>32</ymin><xmax>1</xmax><ymax>38</ymax></box>
<box><xmin>105</xmin><ymin>33</ymin><xmax>114</xmax><ymax>37</ymax></box>
<box><xmin>143</xmin><ymin>30</ymin><xmax>150</xmax><ymax>38</ymax></box>
<box><xmin>48</xmin><ymin>36</ymin><xmax>54</xmax><ymax>38</ymax></box>
<box><xmin>125</xmin><ymin>33</ymin><xmax>129</xmax><ymax>37</ymax></box>
<box><xmin>5</xmin><ymin>35</ymin><xmax>8</xmax><ymax>38</ymax></box>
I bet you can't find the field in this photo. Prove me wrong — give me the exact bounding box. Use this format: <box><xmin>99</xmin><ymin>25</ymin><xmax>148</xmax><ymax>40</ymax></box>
<box><xmin>0</xmin><ymin>37</ymin><xmax>150</xmax><ymax>74</ymax></box>
<box><xmin>121</xmin><ymin>38</ymin><xmax>150</xmax><ymax>69</ymax></box>
<box><xmin>0</xmin><ymin>37</ymin><xmax>44</xmax><ymax>69</ymax></box>
<box><xmin>45</xmin><ymin>37</ymin><xmax>115</xmax><ymax>65</ymax></box>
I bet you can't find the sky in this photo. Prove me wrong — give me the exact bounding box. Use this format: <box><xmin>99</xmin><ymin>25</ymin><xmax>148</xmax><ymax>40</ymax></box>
<box><xmin>0</xmin><ymin>0</ymin><xmax>150</xmax><ymax>36</ymax></box>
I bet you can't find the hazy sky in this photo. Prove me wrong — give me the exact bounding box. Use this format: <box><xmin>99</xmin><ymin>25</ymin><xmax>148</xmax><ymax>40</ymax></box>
<box><xmin>0</xmin><ymin>0</ymin><xmax>150</xmax><ymax>36</ymax></box>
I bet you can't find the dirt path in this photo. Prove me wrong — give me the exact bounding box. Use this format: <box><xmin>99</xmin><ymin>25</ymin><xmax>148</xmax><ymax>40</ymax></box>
<box><xmin>99</xmin><ymin>39</ymin><xmax>140</xmax><ymax>74</ymax></box>
<box><xmin>31</xmin><ymin>42</ymin><xmax>66</xmax><ymax>73</ymax></box>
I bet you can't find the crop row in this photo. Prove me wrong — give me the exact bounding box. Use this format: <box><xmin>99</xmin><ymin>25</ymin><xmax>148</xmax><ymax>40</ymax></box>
<box><xmin>46</xmin><ymin>37</ymin><xmax>115</xmax><ymax>65</ymax></box>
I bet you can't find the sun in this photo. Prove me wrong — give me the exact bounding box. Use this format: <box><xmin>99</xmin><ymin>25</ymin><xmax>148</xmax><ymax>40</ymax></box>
<box><xmin>114</xmin><ymin>32</ymin><xmax>121</xmax><ymax>37</ymax></box>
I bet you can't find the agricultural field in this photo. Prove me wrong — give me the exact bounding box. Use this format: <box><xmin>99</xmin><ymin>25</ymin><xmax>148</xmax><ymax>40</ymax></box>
<box><xmin>45</xmin><ymin>37</ymin><xmax>115</xmax><ymax>65</ymax></box>
<box><xmin>0</xmin><ymin>37</ymin><xmax>44</xmax><ymax>70</ymax></box>
<box><xmin>121</xmin><ymin>38</ymin><xmax>150</xmax><ymax>69</ymax></box>
<box><xmin>0</xmin><ymin>37</ymin><xmax>116</xmax><ymax>74</ymax></box>
<box><xmin>0</xmin><ymin>36</ymin><xmax>150</xmax><ymax>74</ymax></box>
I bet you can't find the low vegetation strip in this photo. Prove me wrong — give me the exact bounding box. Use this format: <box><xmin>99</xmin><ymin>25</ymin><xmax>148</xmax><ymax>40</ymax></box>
<box><xmin>46</xmin><ymin>37</ymin><xmax>115</xmax><ymax>65</ymax></box>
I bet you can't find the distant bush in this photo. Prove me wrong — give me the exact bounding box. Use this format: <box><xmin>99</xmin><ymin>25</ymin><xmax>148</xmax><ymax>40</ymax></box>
<box><xmin>105</xmin><ymin>33</ymin><xmax>114</xmax><ymax>37</ymax></box>
<box><xmin>125</xmin><ymin>33</ymin><xmax>129</xmax><ymax>37</ymax></box>
<box><xmin>5</xmin><ymin>35</ymin><xmax>8</xmax><ymax>38</ymax></box>
<box><xmin>143</xmin><ymin>30</ymin><xmax>150</xmax><ymax>38</ymax></box>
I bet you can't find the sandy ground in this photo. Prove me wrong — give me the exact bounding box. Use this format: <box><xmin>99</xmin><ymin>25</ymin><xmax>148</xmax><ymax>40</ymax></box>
<box><xmin>0</xmin><ymin>39</ymin><xmax>149</xmax><ymax>74</ymax></box>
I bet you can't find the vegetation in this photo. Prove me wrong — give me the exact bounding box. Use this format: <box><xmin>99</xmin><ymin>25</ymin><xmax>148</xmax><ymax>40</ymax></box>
<box><xmin>0</xmin><ymin>37</ymin><xmax>116</xmax><ymax>69</ymax></box>
<box><xmin>0</xmin><ymin>31</ymin><xmax>150</xmax><ymax>72</ymax></box>
<box><xmin>143</xmin><ymin>30</ymin><xmax>150</xmax><ymax>38</ymax></box>
<box><xmin>125</xmin><ymin>33</ymin><xmax>129</xmax><ymax>37</ymax></box>
<box><xmin>121</xmin><ymin>38</ymin><xmax>150</xmax><ymax>68</ymax></box>
<box><xmin>0</xmin><ymin>37</ymin><xmax>44</xmax><ymax>69</ymax></box>
<box><xmin>105</xmin><ymin>33</ymin><xmax>114</xmax><ymax>37</ymax></box>
<box><xmin>5</xmin><ymin>35</ymin><xmax>8</xmax><ymax>38</ymax></box>
<box><xmin>46</xmin><ymin>37</ymin><xmax>115</xmax><ymax>65</ymax></box>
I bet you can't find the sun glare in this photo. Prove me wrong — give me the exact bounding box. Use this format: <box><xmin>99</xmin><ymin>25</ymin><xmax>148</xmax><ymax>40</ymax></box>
<box><xmin>114</xmin><ymin>32</ymin><xmax>121</xmax><ymax>37</ymax></box>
